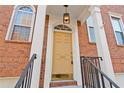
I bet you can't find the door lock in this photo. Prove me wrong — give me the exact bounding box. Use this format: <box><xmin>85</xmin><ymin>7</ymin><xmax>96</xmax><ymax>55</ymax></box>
<box><xmin>71</xmin><ymin>60</ymin><xmax>73</xmax><ymax>64</ymax></box>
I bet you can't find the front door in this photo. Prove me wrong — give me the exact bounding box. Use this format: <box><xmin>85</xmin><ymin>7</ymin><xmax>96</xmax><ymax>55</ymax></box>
<box><xmin>52</xmin><ymin>31</ymin><xmax>73</xmax><ymax>80</ymax></box>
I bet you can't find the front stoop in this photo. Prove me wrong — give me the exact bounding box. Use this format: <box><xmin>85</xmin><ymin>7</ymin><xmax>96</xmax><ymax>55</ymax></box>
<box><xmin>50</xmin><ymin>80</ymin><xmax>78</xmax><ymax>88</ymax></box>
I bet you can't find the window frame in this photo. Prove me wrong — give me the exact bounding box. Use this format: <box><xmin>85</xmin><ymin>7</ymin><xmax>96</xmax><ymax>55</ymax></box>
<box><xmin>5</xmin><ymin>5</ymin><xmax>36</xmax><ymax>42</ymax></box>
<box><xmin>109</xmin><ymin>12</ymin><xmax>124</xmax><ymax>46</ymax></box>
<box><xmin>86</xmin><ymin>16</ymin><xmax>96</xmax><ymax>43</ymax></box>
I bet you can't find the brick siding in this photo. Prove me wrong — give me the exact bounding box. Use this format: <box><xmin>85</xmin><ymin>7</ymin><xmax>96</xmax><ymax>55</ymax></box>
<box><xmin>0</xmin><ymin>5</ymin><xmax>37</xmax><ymax>77</ymax></box>
<box><xmin>77</xmin><ymin>21</ymin><xmax>98</xmax><ymax>57</ymax></box>
<box><xmin>39</xmin><ymin>15</ymin><xmax>49</xmax><ymax>88</ymax></box>
<box><xmin>101</xmin><ymin>5</ymin><xmax>124</xmax><ymax>73</ymax></box>
<box><xmin>0</xmin><ymin>5</ymin><xmax>124</xmax><ymax>87</ymax></box>
<box><xmin>78</xmin><ymin>6</ymin><xmax>124</xmax><ymax>73</ymax></box>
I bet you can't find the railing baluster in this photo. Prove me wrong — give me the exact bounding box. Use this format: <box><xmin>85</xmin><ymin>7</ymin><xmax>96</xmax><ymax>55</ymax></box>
<box><xmin>101</xmin><ymin>74</ymin><xmax>105</xmax><ymax>88</ymax></box>
<box><xmin>80</xmin><ymin>57</ymin><xmax>84</xmax><ymax>88</ymax></box>
<box><xmin>21</xmin><ymin>79</ymin><xmax>25</xmax><ymax>88</ymax></box>
<box><xmin>90</xmin><ymin>60</ymin><xmax>93</xmax><ymax>87</ymax></box>
<box><xmin>83</xmin><ymin>60</ymin><xmax>88</xmax><ymax>87</ymax></box>
<box><xmin>88</xmin><ymin>60</ymin><xmax>92</xmax><ymax>87</ymax></box>
<box><xmin>80</xmin><ymin>56</ymin><xmax>119</xmax><ymax>88</ymax></box>
<box><xmin>110</xmin><ymin>82</ymin><xmax>113</xmax><ymax>88</ymax></box>
<box><xmin>85</xmin><ymin>59</ymin><xmax>89</xmax><ymax>87</ymax></box>
<box><xmin>26</xmin><ymin>66</ymin><xmax>31</xmax><ymax>88</ymax></box>
<box><xmin>15</xmin><ymin>54</ymin><xmax>37</xmax><ymax>88</ymax></box>
<box><xmin>97</xmin><ymin>58</ymin><xmax>101</xmax><ymax>69</ymax></box>
<box><xmin>86</xmin><ymin>60</ymin><xmax>89</xmax><ymax>87</ymax></box>
<box><xmin>95</xmin><ymin>67</ymin><xmax>101</xmax><ymax>88</ymax></box>
<box><xmin>20</xmin><ymin>84</ymin><xmax>22</xmax><ymax>88</ymax></box>
<box><xmin>29</xmin><ymin>62</ymin><xmax>34</xmax><ymax>88</ymax></box>
<box><xmin>92</xmin><ymin>63</ymin><xmax>97</xmax><ymax>88</ymax></box>
<box><xmin>24</xmin><ymin>70</ymin><xmax>29</xmax><ymax>88</ymax></box>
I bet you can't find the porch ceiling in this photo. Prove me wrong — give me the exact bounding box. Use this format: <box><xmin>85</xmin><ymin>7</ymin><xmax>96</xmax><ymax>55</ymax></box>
<box><xmin>46</xmin><ymin>5</ymin><xmax>90</xmax><ymax>22</ymax></box>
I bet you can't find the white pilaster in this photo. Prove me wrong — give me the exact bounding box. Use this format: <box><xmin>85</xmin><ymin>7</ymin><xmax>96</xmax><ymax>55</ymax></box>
<box><xmin>30</xmin><ymin>5</ymin><xmax>47</xmax><ymax>88</ymax></box>
<box><xmin>89</xmin><ymin>6</ymin><xmax>116</xmax><ymax>81</ymax></box>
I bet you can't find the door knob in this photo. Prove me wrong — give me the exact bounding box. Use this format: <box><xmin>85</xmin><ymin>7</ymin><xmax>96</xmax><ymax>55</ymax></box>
<box><xmin>71</xmin><ymin>60</ymin><xmax>73</xmax><ymax>64</ymax></box>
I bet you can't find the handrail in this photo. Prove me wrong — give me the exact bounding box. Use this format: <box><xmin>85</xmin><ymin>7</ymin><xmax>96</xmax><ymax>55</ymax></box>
<box><xmin>15</xmin><ymin>54</ymin><xmax>37</xmax><ymax>88</ymax></box>
<box><xmin>80</xmin><ymin>56</ymin><xmax>119</xmax><ymax>88</ymax></box>
<box><xmin>90</xmin><ymin>61</ymin><xmax>119</xmax><ymax>88</ymax></box>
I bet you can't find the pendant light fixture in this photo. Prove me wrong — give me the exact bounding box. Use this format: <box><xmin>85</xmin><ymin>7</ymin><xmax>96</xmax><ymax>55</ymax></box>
<box><xmin>63</xmin><ymin>5</ymin><xmax>70</xmax><ymax>24</ymax></box>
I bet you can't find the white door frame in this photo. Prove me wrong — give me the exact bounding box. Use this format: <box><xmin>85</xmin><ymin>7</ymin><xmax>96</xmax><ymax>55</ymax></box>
<box><xmin>44</xmin><ymin>15</ymin><xmax>82</xmax><ymax>87</ymax></box>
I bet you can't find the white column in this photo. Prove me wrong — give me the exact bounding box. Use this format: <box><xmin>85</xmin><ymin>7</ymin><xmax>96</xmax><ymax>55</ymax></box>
<box><xmin>30</xmin><ymin>5</ymin><xmax>47</xmax><ymax>88</ymax></box>
<box><xmin>73</xmin><ymin>22</ymin><xmax>82</xmax><ymax>86</ymax></box>
<box><xmin>89</xmin><ymin>6</ymin><xmax>116</xmax><ymax>81</ymax></box>
<box><xmin>44</xmin><ymin>23</ymin><xmax>53</xmax><ymax>88</ymax></box>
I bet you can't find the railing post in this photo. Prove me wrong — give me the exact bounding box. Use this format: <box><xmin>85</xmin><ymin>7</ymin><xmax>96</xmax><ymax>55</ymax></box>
<box><xmin>80</xmin><ymin>57</ymin><xmax>84</xmax><ymax>88</ymax></box>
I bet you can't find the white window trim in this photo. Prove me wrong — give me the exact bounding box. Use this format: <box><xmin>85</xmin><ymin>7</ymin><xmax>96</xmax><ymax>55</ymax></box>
<box><xmin>109</xmin><ymin>12</ymin><xmax>124</xmax><ymax>46</ymax></box>
<box><xmin>5</xmin><ymin>5</ymin><xmax>36</xmax><ymax>42</ymax></box>
<box><xmin>86</xmin><ymin>21</ymin><xmax>96</xmax><ymax>43</ymax></box>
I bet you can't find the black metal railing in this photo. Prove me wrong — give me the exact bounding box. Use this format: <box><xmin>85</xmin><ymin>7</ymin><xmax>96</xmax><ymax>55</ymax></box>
<box><xmin>15</xmin><ymin>54</ymin><xmax>37</xmax><ymax>88</ymax></box>
<box><xmin>80</xmin><ymin>56</ymin><xmax>119</xmax><ymax>88</ymax></box>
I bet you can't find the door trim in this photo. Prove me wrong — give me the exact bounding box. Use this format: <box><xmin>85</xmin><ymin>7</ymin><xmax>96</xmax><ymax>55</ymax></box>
<box><xmin>44</xmin><ymin>16</ymin><xmax>82</xmax><ymax>87</ymax></box>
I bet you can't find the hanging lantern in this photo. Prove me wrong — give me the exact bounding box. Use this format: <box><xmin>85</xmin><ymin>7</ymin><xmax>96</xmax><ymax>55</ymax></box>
<box><xmin>63</xmin><ymin>5</ymin><xmax>70</xmax><ymax>24</ymax></box>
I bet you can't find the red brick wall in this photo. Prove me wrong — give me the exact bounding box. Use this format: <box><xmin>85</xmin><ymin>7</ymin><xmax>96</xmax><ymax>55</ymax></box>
<box><xmin>0</xmin><ymin>5</ymin><xmax>37</xmax><ymax>77</ymax></box>
<box><xmin>77</xmin><ymin>21</ymin><xmax>98</xmax><ymax>57</ymax></box>
<box><xmin>78</xmin><ymin>6</ymin><xmax>124</xmax><ymax>73</ymax></box>
<box><xmin>1</xmin><ymin>5</ymin><xmax>124</xmax><ymax>82</ymax></box>
<box><xmin>101</xmin><ymin>5</ymin><xmax>124</xmax><ymax>73</ymax></box>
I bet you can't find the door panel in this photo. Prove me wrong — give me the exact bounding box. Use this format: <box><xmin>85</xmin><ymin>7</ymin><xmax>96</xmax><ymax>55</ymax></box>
<box><xmin>52</xmin><ymin>31</ymin><xmax>73</xmax><ymax>80</ymax></box>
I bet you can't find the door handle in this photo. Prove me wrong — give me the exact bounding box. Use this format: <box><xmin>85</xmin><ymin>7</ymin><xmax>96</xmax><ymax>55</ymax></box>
<box><xmin>71</xmin><ymin>60</ymin><xmax>73</xmax><ymax>64</ymax></box>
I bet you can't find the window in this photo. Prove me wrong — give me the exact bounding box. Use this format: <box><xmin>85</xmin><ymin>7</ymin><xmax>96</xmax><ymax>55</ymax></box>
<box><xmin>111</xmin><ymin>16</ymin><xmax>124</xmax><ymax>45</ymax></box>
<box><xmin>54</xmin><ymin>24</ymin><xmax>72</xmax><ymax>31</ymax></box>
<box><xmin>6</xmin><ymin>6</ymin><xmax>35</xmax><ymax>42</ymax></box>
<box><xmin>87</xmin><ymin>16</ymin><xmax>96</xmax><ymax>43</ymax></box>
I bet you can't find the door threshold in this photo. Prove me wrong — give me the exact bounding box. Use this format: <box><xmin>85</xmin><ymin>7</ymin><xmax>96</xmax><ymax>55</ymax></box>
<box><xmin>51</xmin><ymin>80</ymin><xmax>76</xmax><ymax>82</ymax></box>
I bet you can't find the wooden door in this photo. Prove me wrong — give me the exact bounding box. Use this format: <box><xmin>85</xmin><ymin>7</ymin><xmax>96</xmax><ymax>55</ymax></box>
<box><xmin>52</xmin><ymin>31</ymin><xmax>73</xmax><ymax>80</ymax></box>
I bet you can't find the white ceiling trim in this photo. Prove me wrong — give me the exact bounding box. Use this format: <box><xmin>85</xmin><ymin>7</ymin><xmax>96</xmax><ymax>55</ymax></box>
<box><xmin>46</xmin><ymin>5</ymin><xmax>90</xmax><ymax>21</ymax></box>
